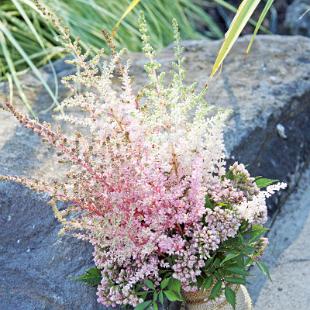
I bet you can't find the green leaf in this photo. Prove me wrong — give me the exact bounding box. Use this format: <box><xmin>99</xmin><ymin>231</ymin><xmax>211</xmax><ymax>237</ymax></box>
<box><xmin>168</xmin><ymin>278</ymin><xmax>181</xmax><ymax>294</ymax></box>
<box><xmin>153</xmin><ymin>291</ymin><xmax>158</xmax><ymax>302</ymax></box>
<box><xmin>225</xmin><ymin>169</ymin><xmax>234</xmax><ymax>180</ymax></box>
<box><xmin>135</xmin><ymin>300</ymin><xmax>152</xmax><ymax>310</ymax></box>
<box><xmin>246</xmin><ymin>0</ymin><xmax>274</xmax><ymax>53</ymax></box>
<box><xmin>256</xmin><ymin>261</ymin><xmax>271</xmax><ymax>280</ymax></box>
<box><xmin>242</xmin><ymin>245</ymin><xmax>256</xmax><ymax>255</ymax></box>
<box><xmin>0</xmin><ymin>21</ymin><xmax>59</xmax><ymax>110</ymax></box>
<box><xmin>204</xmin><ymin>258</ymin><xmax>214</xmax><ymax>270</ymax></box>
<box><xmin>144</xmin><ymin>279</ymin><xmax>155</xmax><ymax>290</ymax></box>
<box><xmin>0</xmin><ymin>31</ymin><xmax>35</xmax><ymax>117</ymax></box>
<box><xmin>76</xmin><ymin>267</ymin><xmax>101</xmax><ymax>287</ymax></box>
<box><xmin>210</xmin><ymin>0</ymin><xmax>261</xmax><ymax>77</ymax></box>
<box><xmin>153</xmin><ymin>301</ymin><xmax>158</xmax><ymax>310</ymax></box>
<box><xmin>226</xmin><ymin>266</ymin><xmax>249</xmax><ymax>276</ymax></box>
<box><xmin>225</xmin><ymin>286</ymin><xmax>236</xmax><ymax>310</ymax></box>
<box><xmin>225</xmin><ymin>277</ymin><xmax>246</xmax><ymax>285</ymax></box>
<box><xmin>213</xmin><ymin>0</ymin><xmax>270</xmax><ymax>34</ymax></box>
<box><xmin>204</xmin><ymin>195</ymin><xmax>214</xmax><ymax>209</ymax></box>
<box><xmin>137</xmin><ymin>291</ymin><xmax>148</xmax><ymax>299</ymax></box>
<box><xmin>10</xmin><ymin>0</ymin><xmax>60</xmax><ymax>113</ymax></box>
<box><xmin>213</xmin><ymin>258</ymin><xmax>221</xmax><ymax>267</ymax></box>
<box><xmin>164</xmin><ymin>290</ymin><xmax>183</xmax><ymax>302</ymax></box>
<box><xmin>159</xmin><ymin>291</ymin><xmax>164</xmax><ymax>305</ymax></box>
<box><xmin>210</xmin><ymin>280</ymin><xmax>222</xmax><ymax>299</ymax></box>
<box><xmin>255</xmin><ymin>177</ymin><xmax>278</xmax><ymax>188</ymax></box>
<box><xmin>220</xmin><ymin>253</ymin><xmax>240</xmax><ymax>266</ymax></box>
<box><xmin>203</xmin><ymin>276</ymin><xmax>213</xmax><ymax>289</ymax></box>
<box><xmin>244</xmin><ymin>257</ymin><xmax>253</xmax><ymax>266</ymax></box>
<box><xmin>217</xmin><ymin>202</ymin><xmax>230</xmax><ymax>208</ymax></box>
<box><xmin>251</xmin><ymin>224</ymin><xmax>268</xmax><ymax>232</ymax></box>
<box><xmin>113</xmin><ymin>0</ymin><xmax>142</xmax><ymax>36</ymax></box>
<box><xmin>248</xmin><ymin>225</ymin><xmax>268</xmax><ymax>242</ymax></box>
<box><xmin>160</xmin><ymin>277</ymin><xmax>170</xmax><ymax>289</ymax></box>
<box><xmin>197</xmin><ymin>276</ymin><xmax>204</xmax><ymax>288</ymax></box>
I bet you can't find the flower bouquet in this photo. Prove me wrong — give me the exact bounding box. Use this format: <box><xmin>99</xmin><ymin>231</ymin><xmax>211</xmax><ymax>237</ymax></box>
<box><xmin>0</xmin><ymin>8</ymin><xmax>286</xmax><ymax>310</ymax></box>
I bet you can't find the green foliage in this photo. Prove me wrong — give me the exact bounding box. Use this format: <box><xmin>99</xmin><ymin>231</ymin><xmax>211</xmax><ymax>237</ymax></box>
<box><xmin>193</xmin><ymin>221</ymin><xmax>270</xmax><ymax>306</ymax></box>
<box><xmin>255</xmin><ymin>177</ymin><xmax>278</xmax><ymax>188</ymax></box>
<box><xmin>77</xmin><ymin>268</ymin><xmax>183</xmax><ymax>309</ymax></box>
<box><xmin>256</xmin><ymin>261</ymin><xmax>271</xmax><ymax>280</ymax></box>
<box><xmin>211</xmin><ymin>0</ymin><xmax>274</xmax><ymax>77</ymax></box>
<box><xmin>0</xmin><ymin>0</ymin><xmax>224</xmax><ymax>115</ymax></box>
<box><xmin>203</xmin><ymin>276</ymin><xmax>213</xmax><ymax>289</ymax></box>
<box><xmin>210</xmin><ymin>279</ymin><xmax>222</xmax><ymax>299</ymax></box>
<box><xmin>135</xmin><ymin>276</ymin><xmax>183</xmax><ymax>309</ymax></box>
<box><xmin>248</xmin><ymin>224</ymin><xmax>268</xmax><ymax>242</ymax></box>
<box><xmin>225</xmin><ymin>286</ymin><xmax>236</xmax><ymax>309</ymax></box>
<box><xmin>163</xmin><ymin>290</ymin><xmax>182</xmax><ymax>302</ymax></box>
<box><xmin>220</xmin><ymin>253</ymin><xmax>240</xmax><ymax>265</ymax></box>
<box><xmin>0</xmin><ymin>0</ymin><xmax>222</xmax><ymax>89</ymax></box>
<box><xmin>76</xmin><ymin>267</ymin><xmax>101</xmax><ymax>287</ymax></box>
<box><xmin>246</xmin><ymin>0</ymin><xmax>274</xmax><ymax>53</ymax></box>
<box><xmin>144</xmin><ymin>279</ymin><xmax>155</xmax><ymax>290</ymax></box>
<box><xmin>77</xmin><ymin>222</ymin><xmax>270</xmax><ymax>308</ymax></box>
<box><xmin>167</xmin><ymin>277</ymin><xmax>182</xmax><ymax>294</ymax></box>
<box><xmin>135</xmin><ymin>301</ymin><xmax>152</xmax><ymax>310</ymax></box>
<box><xmin>0</xmin><ymin>0</ymin><xmax>62</xmax><ymax>114</ymax></box>
<box><xmin>204</xmin><ymin>194</ymin><xmax>214</xmax><ymax>210</ymax></box>
<box><xmin>160</xmin><ymin>277</ymin><xmax>170</xmax><ymax>289</ymax></box>
<box><xmin>1</xmin><ymin>0</ymin><xmax>273</xmax><ymax>114</ymax></box>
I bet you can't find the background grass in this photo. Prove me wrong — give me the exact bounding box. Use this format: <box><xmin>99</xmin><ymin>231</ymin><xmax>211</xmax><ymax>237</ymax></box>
<box><xmin>0</xmin><ymin>0</ymin><xmax>227</xmax><ymax>113</ymax></box>
<box><xmin>0</xmin><ymin>0</ymin><xmax>226</xmax><ymax>81</ymax></box>
<box><xmin>0</xmin><ymin>0</ymin><xmax>272</xmax><ymax>113</ymax></box>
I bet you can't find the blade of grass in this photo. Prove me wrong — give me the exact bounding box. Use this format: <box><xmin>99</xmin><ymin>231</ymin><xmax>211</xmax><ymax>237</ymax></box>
<box><xmin>246</xmin><ymin>0</ymin><xmax>274</xmax><ymax>53</ymax></box>
<box><xmin>214</xmin><ymin>0</ymin><xmax>270</xmax><ymax>33</ymax></box>
<box><xmin>0</xmin><ymin>47</ymin><xmax>64</xmax><ymax>77</ymax></box>
<box><xmin>11</xmin><ymin>0</ymin><xmax>60</xmax><ymax>111</ymax></box>
<box><xmin>210</xmin><ymin>0</ymin><xmax>261</xmax><ymax>77</ymax></box>
<box><xmin>0</xmin><ymin>21</ymin><xmax>59</xmax><ymax>109</ymax></box>
<box><xmin>112</xmin><ymin>0</ymin><xmax>142</xmax><ymax>37</ymax></box>
<box><xmin>7</xmin><ymin>73</ymin><xmax>14</xmax><ymax>106</ymax></box>
<box><xmin>0</xmin><ymin>30</ymin><xmax>35</xmax><ymax>117</ymax></box>
<box><xmin>182</xmin><ymin>1</ymin><xmax>223</xmax><ymax>38</ymax></box>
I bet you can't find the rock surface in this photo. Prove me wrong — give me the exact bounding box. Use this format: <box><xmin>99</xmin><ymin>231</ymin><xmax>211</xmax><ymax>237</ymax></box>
<box><xmin>285</xmin><ymin>0</ymin><xmax>310</xmax><ymax>37</ymax></box>
<box><xmin>249</xmin><ymin>168</ymin><xmax>310</xmax><ymax>309</ymax></box>
<box><xmin>0</xmin><ymin>184</ymin><xmax>101</xmax><ymax>310</ymax></box>
<box><xmin>0</xmin><ymin>35</ymin><xmax>310</xmax><ymax>309</ymax></box>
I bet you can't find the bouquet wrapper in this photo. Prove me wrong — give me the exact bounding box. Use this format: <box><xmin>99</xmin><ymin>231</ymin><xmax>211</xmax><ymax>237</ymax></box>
<box><xmin>182</xmin><ymin>285</ymin><xmax>252</xmax><ymax>310</ymax></box>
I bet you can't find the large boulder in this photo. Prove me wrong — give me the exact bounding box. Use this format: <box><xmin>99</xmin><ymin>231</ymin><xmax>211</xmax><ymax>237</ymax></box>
<box><xmin>0</xmin><ymin>35</ymin><xmax>310</xmax><ymax>309</ymax></box>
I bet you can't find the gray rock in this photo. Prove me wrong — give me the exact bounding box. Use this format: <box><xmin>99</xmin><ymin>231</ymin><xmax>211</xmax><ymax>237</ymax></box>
<box><xmin>0</xmin><ymin>35</ymin><xmax>310</xmax><ymax>309</ymax></box>
<box><xmin>285</xmin><ymin>0</ymin><xmax>310</xmax><ymax>37</ymax></box>
<box><xmin>0</xmin><ymin>184</ymin><xmax>102</xmax><ymax>310</ymax></box>
<box><xmin>249</xmin><ymin>168</ymin><xmax>310</xmax><ymax>309</ymax></box>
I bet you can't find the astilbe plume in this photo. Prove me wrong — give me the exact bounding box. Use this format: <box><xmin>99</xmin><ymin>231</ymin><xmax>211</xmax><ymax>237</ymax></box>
<box><xmin>0</xmin><ymin>10</ymin><xmax>286</xmax><ymax>308</ymax></box>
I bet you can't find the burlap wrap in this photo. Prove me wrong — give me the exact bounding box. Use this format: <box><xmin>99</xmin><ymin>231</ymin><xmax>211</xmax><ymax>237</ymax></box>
<box><xmin>182</xmin><ymin>285</ymin><xmax>252</xmax><ymax>310</ymax></box>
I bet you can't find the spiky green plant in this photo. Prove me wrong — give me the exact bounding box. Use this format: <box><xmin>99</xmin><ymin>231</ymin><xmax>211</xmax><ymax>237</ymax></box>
<box><xmin>0</xmin><ymin>0</ymin><xmax>224</xmax><ymax>113</ymax></box>
<box><xmin>0</xmin><ymin>0</ymin><xmax>274</xmax><ymax>113</ymax></box>
<box><xmin>119</xmin><ymin>0</ymin><xmax>274</xmax><ymax>77</ymax></box>
<box><xmin>0</xmin><ymin>0</ymin><xmax>63</xmax><ymax>114</ymax></box>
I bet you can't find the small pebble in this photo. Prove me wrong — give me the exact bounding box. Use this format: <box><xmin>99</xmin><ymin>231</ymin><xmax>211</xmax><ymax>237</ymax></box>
<box><xmin>276</xmin><ymin>123</ymin><xmax>288</xmax><ymax>139</ymax></box>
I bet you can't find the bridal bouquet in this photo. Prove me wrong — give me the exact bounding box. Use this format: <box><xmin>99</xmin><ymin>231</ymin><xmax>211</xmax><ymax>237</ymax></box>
<box><xmin>0</xmin><ymin>9</ymin><xmax>286</xmax><ymax>310</ymax></box>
